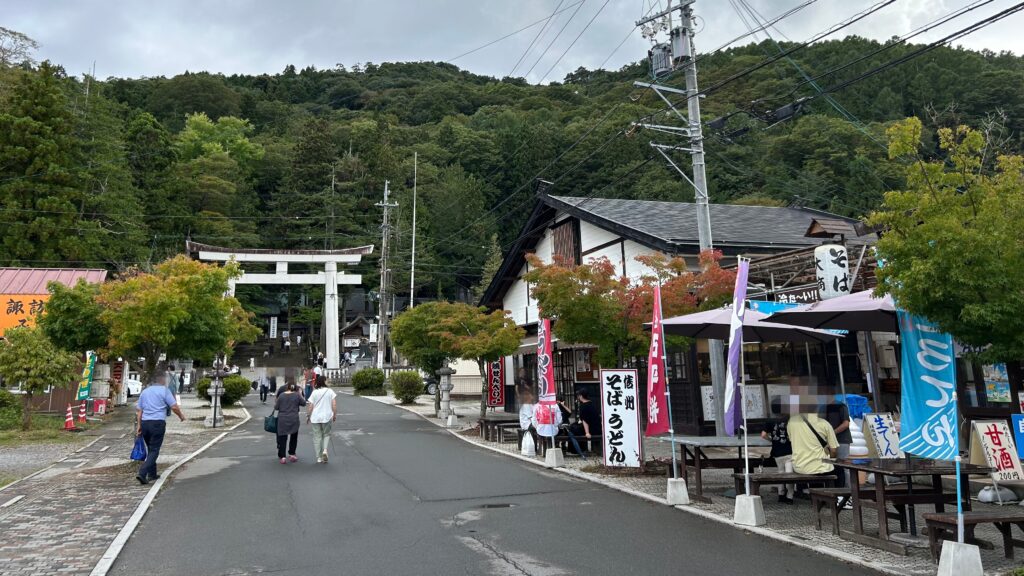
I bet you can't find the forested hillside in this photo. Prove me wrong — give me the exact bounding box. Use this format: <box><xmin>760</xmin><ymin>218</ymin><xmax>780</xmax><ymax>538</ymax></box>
<box><xmin>1</xmin><ymin>32</ymin><xmax>1022</xmax><ymax>302</ymax></box>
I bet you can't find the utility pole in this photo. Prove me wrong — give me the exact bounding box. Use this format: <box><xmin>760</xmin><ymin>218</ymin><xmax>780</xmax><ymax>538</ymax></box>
<box><xmin>634</xmin><ymin>0</ymin><xmax>727</xmax><ymax>435</ymax></box>
<box><xmin>375</xmin><ymin>181</ymin><xmax>398</xmax><ymax>370</ymax></box>
<box><xmin>409</xmin><ymin>152</ymin><xmax>417</xmax><ymax>309</ymax></box>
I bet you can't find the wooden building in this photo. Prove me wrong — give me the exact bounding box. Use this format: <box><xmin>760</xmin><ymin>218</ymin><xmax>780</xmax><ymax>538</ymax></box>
<box><xmin>479</xmin><ymin>192</ymin><xmax>874</xmax><ymax>434</ymax></box>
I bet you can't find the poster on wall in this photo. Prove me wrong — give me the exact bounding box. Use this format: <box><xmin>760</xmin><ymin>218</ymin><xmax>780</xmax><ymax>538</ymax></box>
<box><xmin>700</xmin><ymin>384</ymin><xmax>764</xmax><ymax>421</ymax></box>
<box><xmin>983</xmin><ymin>364</ymin><xmax>1012</xmax><ymax>404</ymax></box>
<box><xmin>269</xmin><ymin>316</ymin><xmax>279</xmax><ymax>339</ymax></box>
<box><xmin>970</xmin><ymin>420</ymin><xmax>1024</xmax><ymax>483</ymax></box>
<box><xmin>486</xmin><ymin>360</ymin><xmax>505</xmax><ymax>407</ymax></box>
<box><xmin>600</xmin><ymin>369</ymin><xmax>643</xmax><ymax>468</ymax></box>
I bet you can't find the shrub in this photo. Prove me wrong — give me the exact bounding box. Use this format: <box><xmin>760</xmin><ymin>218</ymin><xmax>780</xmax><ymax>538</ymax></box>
<box><xmin>389</xmin><ymin>371</ymin><xmax>423</xmax><ymax>404</ymax></box>
<box><xmin>352</xmin><ymin>368</ymin><xmax>385</xmax><ymax>395</ymax></box>
<box><xmin>197</xmin><ymin>374</ymin><xmax>252</xmax><ymax>406</ymax></box>
<box><xmin>0</xmin><ymin>389</ymin><xmax>22</xmax><ymax>431</ymax></box>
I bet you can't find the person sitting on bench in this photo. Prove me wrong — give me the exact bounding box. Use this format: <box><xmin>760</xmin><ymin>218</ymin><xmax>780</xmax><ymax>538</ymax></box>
<box><xmin>784</xmin><ymin>387</ymin><xmax>839</xmax><ymax>495</ymax></box>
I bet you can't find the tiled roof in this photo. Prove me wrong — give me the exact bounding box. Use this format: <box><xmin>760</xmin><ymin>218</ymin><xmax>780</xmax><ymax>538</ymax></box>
<box><xmin>548</xmin><ymin>196</ymin><xmax>865</xmax><ymax>249</ymax></box>
<box><xmin>0</xmin><ymin>268</ymin><xmax>107</xmax><ymax>295</ymax></box>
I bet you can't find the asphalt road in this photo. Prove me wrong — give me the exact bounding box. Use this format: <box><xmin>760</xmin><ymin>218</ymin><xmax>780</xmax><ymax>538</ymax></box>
<box><xmin>109</xmin><ymin>394</ymin><xmax>876</xmax><ymax>576</ymax></box>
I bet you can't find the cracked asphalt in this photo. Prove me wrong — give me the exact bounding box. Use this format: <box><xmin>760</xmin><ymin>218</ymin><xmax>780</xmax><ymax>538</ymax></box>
<box><xmin>109</xmin><ymin>394</ymin><xmax>876</xmax><ymax>576</ymax></box>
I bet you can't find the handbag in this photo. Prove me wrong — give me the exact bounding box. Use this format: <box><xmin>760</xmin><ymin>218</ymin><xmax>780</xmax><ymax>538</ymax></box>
<box><xmin>264</xmin><ymin>409</ymin><xmax>279</xmax><ymax>434</ymax></box>
<box><xmin>130</xmin><ymin>435</ymin><xmax>147</xmax><ymax>461</ymax></box>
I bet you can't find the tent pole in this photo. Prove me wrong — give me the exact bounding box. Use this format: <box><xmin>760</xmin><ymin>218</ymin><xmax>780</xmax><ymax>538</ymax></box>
<box><xmin>864</xmin><ymin>331</ymin><xmax>882</xmax><ymax>411</ymax></box>
<box><xmin>741</xmin><ymin>341</ymin><xmax>751</xmax><ymax>496</ymax></box>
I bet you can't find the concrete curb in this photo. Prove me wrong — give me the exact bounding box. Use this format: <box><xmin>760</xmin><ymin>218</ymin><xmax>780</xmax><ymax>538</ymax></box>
<box><xmin>356</xmin><ymin>395</ymin><xmax>895</xmax><ymax>576</ymax></box>
<box><xmin>89</xmin><ymin>406</ymin><xmax>252</xmax><ymax>576</ymax></box>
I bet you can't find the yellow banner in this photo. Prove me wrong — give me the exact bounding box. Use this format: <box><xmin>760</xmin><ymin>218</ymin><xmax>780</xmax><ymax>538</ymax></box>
<box><xmin>0</xmin><ymin>294</ymin><xmax>49</xmax><ymax>335</ymax></box>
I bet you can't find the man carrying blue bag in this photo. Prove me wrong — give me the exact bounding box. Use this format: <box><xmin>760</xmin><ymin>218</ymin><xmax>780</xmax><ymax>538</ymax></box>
<box><xmin>135</xmin><ymin>370</ymin><xmax>185</xmax><ymax>485</ymax></box>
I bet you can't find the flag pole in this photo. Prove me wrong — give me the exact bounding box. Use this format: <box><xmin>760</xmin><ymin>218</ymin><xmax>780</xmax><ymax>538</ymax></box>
<box><xmin>738</xmin><ymin>256</ymin><xmax>751</xmax><ymax>496</ymax></box>
<box><xmin>953</xmin><ymin>390</ymin><xmax>963</xmax><ymax>543</ymax></box>
<box><xmin>658</xmin><ymin>278</ymin><xmax>679</xmax><ymax>479</ymax></box>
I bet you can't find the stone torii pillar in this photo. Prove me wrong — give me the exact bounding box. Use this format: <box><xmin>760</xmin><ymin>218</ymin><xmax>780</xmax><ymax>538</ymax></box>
<box><xmin>187</xmin><ymin>241</ymin><xmax>373</xmax><ymax>371</ymax></box>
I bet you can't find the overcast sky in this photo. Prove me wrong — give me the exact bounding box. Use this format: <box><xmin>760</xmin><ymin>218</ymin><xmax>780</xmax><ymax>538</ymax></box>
<box><xmin>5</xmin><ymin>0</ymin><xmax>1023</xmax><ymax>82</ymax></box>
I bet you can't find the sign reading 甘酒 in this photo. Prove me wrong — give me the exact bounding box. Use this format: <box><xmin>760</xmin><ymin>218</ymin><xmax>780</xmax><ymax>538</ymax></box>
<box><xmin>970</xmin><ymin>420</ymin><xmax>1024</xmax><ymax>483</ymax></box>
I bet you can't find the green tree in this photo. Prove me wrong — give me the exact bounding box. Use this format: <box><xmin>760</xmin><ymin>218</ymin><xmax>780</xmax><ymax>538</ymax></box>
<box><xmin>146</xmin><ymin>73</ymin><xmax>242</xmax><ymax>131</ymax></box>
<box><xmin>96</xmin><ymin>256</ymin><xmax>260</xmax><ymax>383</ymax></box>
<box><xmin>37</xmin><ymin>280</ymin><xmax>109</xmax><ymax>354</ymax></box>
<box><xmin>0</xmin><ymin>326</ymin><xmax>79</xmax><ymax>430</ymax></box>
<box><xmin>0</xmin><ymin>62</ymin><xmax>81</xmax><ymax>265</ymax></box>
<box><xmin>871</xmin><ymin>117</ymin><xmax>1024</xmax><ymax>384</ymax></box>
<box><xmin>472</xmin><ymin>233</ymin><xmax>503</xmax><ymax>303</ymax></box>
<box><xmin>175</xmin><ymin>112</ymin><xmax>264</xmax><ymax>172</ymax></box>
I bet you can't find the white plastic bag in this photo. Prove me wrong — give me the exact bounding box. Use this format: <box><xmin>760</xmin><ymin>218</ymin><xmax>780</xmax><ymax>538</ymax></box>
<box><xmin>521</xmin><ymin>431</ymin><xmax>536</xmax><ymax>457</ymax></box>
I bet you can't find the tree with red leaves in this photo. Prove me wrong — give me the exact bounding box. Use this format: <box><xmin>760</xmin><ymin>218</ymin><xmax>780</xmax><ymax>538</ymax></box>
<box><xmin>525</xmin><ymin>250</ymin><xmax>735</xmax><ymax>367</ymax></box>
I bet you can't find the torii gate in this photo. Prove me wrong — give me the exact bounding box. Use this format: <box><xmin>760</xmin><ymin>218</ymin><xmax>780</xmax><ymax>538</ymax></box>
<box><xmin>186</xmin><ymin>241</ymin><xmax>373</xmax><ymax>371</ymax></box>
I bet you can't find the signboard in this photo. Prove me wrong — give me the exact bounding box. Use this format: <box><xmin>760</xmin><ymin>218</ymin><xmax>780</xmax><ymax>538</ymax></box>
<box><xmin>897</xmin><ymin>311</ymin><xmax>957</xmax><ymax>460</ymax></box>
<box><xmin>76</xmin><ymin>351</ymin><xmax>97</xmax><ymax>401</ymax></box>
<box><xmin>863</xmin><ymin>412</ymin><xmax>903</xmax><ymax>459</ymax></box>
<box><xmin>369</xmin><ymin>323</ymin><xmax>379</xmax><ymax>343</ymax></box>
<box><xmin>600</xmin><ymin>369</ymin><xmax>643</xmax><ymax>468</ymax></box>
<box><xmin>983</xmin><ymin>364</ymin><xmax>1012</xmax><ymax>404</ymax></box>
<box><xmin>269</xmin><ymin>316</ymin><xmax>278</xmax><ymax>339</ymax></box>
<box><xmin>970</xmin><ymin>420</ymin><xmax>1024</xmax><ymax>483</ymax></box>
<box><xmin>772</xmin><ymin>286</ymin><xmax>819</xmax><ymax>305</ymax></box>
<box><xmin>1</xmin><ymin>294</ymin><xmax>48</xmax><ymax>335</ymax></box>
<box><xmin>486</xmin><ymin>360</ymin><xmax>504</xmax><ymax>407</ymax></box>
<box><xmin>1013</xmin><ymin>415</ymin><xmax>1024</xmax><ymax>460</ymax></box>
<box><xmin>343</xmin><ymin>337</ymin><xmax>361</xmax><ymax>348</ymax></box>
<box><xmin>815</xmin><ymin>244</ymin><xmax>851</xmax><ymax>300</ymax></box>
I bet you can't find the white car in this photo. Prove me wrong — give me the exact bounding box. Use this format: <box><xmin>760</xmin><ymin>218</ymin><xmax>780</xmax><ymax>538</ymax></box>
<box><xmin>124</xmin><ymin>378</ymin><xmax>143</xmax><ymax>398</ymax></box>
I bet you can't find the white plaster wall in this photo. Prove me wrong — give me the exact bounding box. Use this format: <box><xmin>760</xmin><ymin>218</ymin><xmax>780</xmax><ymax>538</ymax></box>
<box><xmin>621</xmin><ymin>239</ymin><xmax>661</xmax><ymax>281</ymax></box>
<box><xmin>579</xmin><ymin>220</ymin><xmax>620</xmax><ymax>252</ymax></box>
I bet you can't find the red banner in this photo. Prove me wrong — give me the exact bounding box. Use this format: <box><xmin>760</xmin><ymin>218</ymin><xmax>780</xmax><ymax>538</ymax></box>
<box><xmin>537</xmin><ymin>317</ymin><xmax>556</xmax><ymax>404</ymax></box>
<box><xmin>645</xmin><ymin>284</ymin><xmax>670</xmax><ymax>436</ymax></box>
<box><xmin>486</xmin><ymin>360</ymin><xmax>505</xmax><ymax>407</ymax></box>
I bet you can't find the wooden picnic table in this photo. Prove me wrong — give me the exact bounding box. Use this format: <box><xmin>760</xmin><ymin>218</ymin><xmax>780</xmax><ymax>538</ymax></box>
<box><xmin>478</xmin><ymin>412</ymin><xmax>519</xmax><ymax>442</ymax></box>
<box><xmin>828</xmin><ymin>458</ymin><xmax>993</xmax><ymax>555</ymax></box>
<box><xmin>654</xmin><ymin>435</ymin><xmax>773</xmax><ymax>502</ymax></box>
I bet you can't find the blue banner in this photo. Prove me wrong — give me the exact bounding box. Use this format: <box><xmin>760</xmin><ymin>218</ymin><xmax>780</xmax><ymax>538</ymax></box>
<box><xmin>1012</xmin><ymin>415</ymin><xmax>1024</xmax><ymax>460</ymax></box>
<box><xmin>897</xmin><ymin>311</ymin><xmax>957</xmax><ymax>460</ymax></box>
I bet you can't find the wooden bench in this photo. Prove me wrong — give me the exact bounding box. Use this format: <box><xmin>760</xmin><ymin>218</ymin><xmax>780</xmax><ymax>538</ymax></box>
<box><xmin>733</xmin><ymin>472</ymin><xmax>836</xmax><ymax>498</ymax></box>
<box><xmin>924</xmin><ymin>511</ymin><xmax>1024</xmax><ymax>561</ymax></box>
<box><xmin>810</xmin><ymin>487</ymin><xmax>851</xmax><ymax>535</ymax></box>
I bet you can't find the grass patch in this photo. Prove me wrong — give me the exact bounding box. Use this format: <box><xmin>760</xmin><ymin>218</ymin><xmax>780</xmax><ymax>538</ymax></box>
<box><xmin>0</xmin><ymin>474</ymin><xmax>17</xmax><ymax>489</ymax></box>
<box><xmin>0</xmin><ymin>414</ymin><xmax>94</xmax><ymax>447</ymax></box>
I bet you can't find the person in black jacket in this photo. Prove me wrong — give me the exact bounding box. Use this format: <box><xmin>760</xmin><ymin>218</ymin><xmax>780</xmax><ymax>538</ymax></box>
<box><xmin>576</xmin><ymin>389</ymin><xmax>601</xmax><ymax>454</ymax></box>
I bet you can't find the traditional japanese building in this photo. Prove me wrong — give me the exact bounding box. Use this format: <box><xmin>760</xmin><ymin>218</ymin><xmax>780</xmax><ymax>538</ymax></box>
<box><xmin>478</xmin><ymin>192</ymin><xmax>875</xmax><ymax>434</ymax></box>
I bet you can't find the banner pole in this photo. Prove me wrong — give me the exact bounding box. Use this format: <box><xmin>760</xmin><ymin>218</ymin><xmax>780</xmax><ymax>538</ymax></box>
<box><xmin>954</xmin><ymin>390</ymin><xmax>964</xmax><ymax>543</ymax></box>
<box><xmin>738</xmin><ymin>257</ymin><xmax>751</xmax><ymax>496</ymax></box>
<box><xmin>659</xmin><ymin>279</ymin><xmax>679</xmax><ymax>479</ymax></box>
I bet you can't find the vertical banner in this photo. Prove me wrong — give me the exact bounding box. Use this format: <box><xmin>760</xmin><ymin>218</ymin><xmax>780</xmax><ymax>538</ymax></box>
<box><xmin>814</xmin><ymin>244</ymin><xmax>851</xmax><ymax>300</ymax></box>
<box><xmin>897</xmin><ymin>311</ymin><xmax>957</xmax><ymax>460</ymax></box>
<box><xmin>969</xmin><ymin>420</ymin><xmax>1024</xmax><ymax>483</ymax></box>
<box><xmin>537</xmin><ymin>317</ymin><xmax>556</xmax><ymax>405</ymax></box>
<box><xmin>76</xmin><ymin>351</ymin><xmax>97</xmax><ymax>401</ymax></box>
<box><xmin>269</xmin><ymin>316</ymin><xmax>279</xmax><ymax>339</ymax></box>
<box><xmin>486</xmin><ymin>359</ymin><xmax>505</xmax><ymax>407</ymax></box>
<box><xmin>723</xmin><ymin>259</ymin><xmax>750</xmax><ymax>436</ymax></box>
<box><xmin>601</xmin><ymin>369</ymin><xmax>643</xmax><ymax>468</ymax></box>
<box><xmin>645</xmin><ymin>283</ymin><xmax>669</xmax><ymax>436</ymax></box>
<box><xmin>1012</xmin><ymin>414</ymin><xmax>1024</xmax><ymax>459</ymax></box>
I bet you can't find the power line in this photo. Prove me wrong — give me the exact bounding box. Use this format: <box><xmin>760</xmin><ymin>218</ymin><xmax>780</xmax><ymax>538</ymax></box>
<box><xmin>447</xmin><ymin>1</ymin><xmax>584</xmax><ymax>63</ymax></box>
<box><xmin>510</xmin><ymin>0</ymin><xmax>572</xmax><ymax>77</ymax></box>
<box><xmin>539</xmin><ymin>0</ymin><xmax>614</xmax><ymax>84</ymax></box>
<box><xmin>523</xmin><ymin>0</ymin><xmax>589</xmax><ymax>79</ymax></box>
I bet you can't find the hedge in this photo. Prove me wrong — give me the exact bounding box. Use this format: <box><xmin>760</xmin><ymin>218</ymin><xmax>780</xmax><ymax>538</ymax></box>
<box><xmin>197</xmin><ymin>374</ymin><xmax>251</xmax><ymax>406</ymax></box>
<box><xmin>352</xmin><ymin>368</ymin><xmax>385</xmax><ymax>395</ymax></box>
<box><xmin>389</xmin><ymin>371</ymin><xmax>422</xmax><ymax>404</ymax></box>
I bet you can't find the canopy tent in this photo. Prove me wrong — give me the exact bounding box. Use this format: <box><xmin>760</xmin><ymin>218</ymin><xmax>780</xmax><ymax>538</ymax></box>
<box><xmin>759</xmin><ymin>289</ymin><xmax>896</xmax><ymax>332</ymax></box>
<box><xmin>653</xmin><ymin>308</ymin><xmax>842</xmax><ymax>343</ymax></box>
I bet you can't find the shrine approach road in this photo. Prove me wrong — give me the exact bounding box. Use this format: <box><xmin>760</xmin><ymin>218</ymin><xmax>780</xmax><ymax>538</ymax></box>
<box><xmin>108</xmin><ymin>393</ymin><xmax>877</xmax><ymax>576</ymax></box>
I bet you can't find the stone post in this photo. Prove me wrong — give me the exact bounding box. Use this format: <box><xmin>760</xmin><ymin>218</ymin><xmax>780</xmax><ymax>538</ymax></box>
<box><xmin>437</xmin><ymin>366</ymin><xmax>455</xmax><ymax>419</ymax></box>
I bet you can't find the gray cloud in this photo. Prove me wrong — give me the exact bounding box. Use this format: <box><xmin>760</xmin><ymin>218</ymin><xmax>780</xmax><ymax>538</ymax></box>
<box><xmin>5</xmin><ymin>0</ymin><xmax>1021</xmax><ymax>82</ymax></box>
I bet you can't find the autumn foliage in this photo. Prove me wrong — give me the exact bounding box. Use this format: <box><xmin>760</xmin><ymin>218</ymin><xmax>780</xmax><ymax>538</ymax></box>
<box><xmin>524</xmin><ymin>250</ymin><xmax>735</xmax><ymax>366</ymax></box>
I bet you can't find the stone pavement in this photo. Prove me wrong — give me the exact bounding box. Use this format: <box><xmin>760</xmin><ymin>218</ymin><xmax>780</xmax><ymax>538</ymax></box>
<box><xmin>358</xmin><ymin>392</ymin><xmax>1024</xmax><ymax>576</ymax></box>
<box><xmin>0</xmin><ymin>392</ymin><xmax>248</xmax><ymax>576</ymax></box>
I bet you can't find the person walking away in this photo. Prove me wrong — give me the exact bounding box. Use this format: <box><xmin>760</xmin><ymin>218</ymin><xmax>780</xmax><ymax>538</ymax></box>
<box><xmin>135</xmin><ymin>372</ymin><xmax>185</xmax><ymax>484</ymax></box>
<box><xmin>825</xmin><ymin>394</ymin><xmax>852</xmax><ymax>489</ymax></box>
<box><xmin>284</xmin><ymin>338</ymin><xmax>291</xmax><ymax>353</ymax></box>
<box><xmin>274</xmin><ymin>379</ymin><xmax>307</xmax><ymax>463</ymax></box>
<box><xmin>307</xmin><ymin>378</ymin><xmax>337</xmax><ymax>463</ymax></box>
<box><xmin>269</xmin><ymin>375</ymin><xmax>278</xmax><ymax>395</ymax></box>
<box><xmin>259</xmin><ymin>373</ymin><xmax>270</xmax><ymax>404</ymax></box>
<box><xmin>761</xmin><ymin>397</ymin><xmax>795</xmax><ymax>504</ymax></box>
<box><xmin>303</xmin><ymin>369</ymin><xmax>315</xmax><ymax>400</ymax></box>
<box><xmin>165</xmin><ymin>365</ymin><xmax>179</xmax><ymax>417</ymax></box>
<box><xmin>788</xmin><ymin>408</ymin><xmax>839</xmax><ymax>495</ymax></box>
